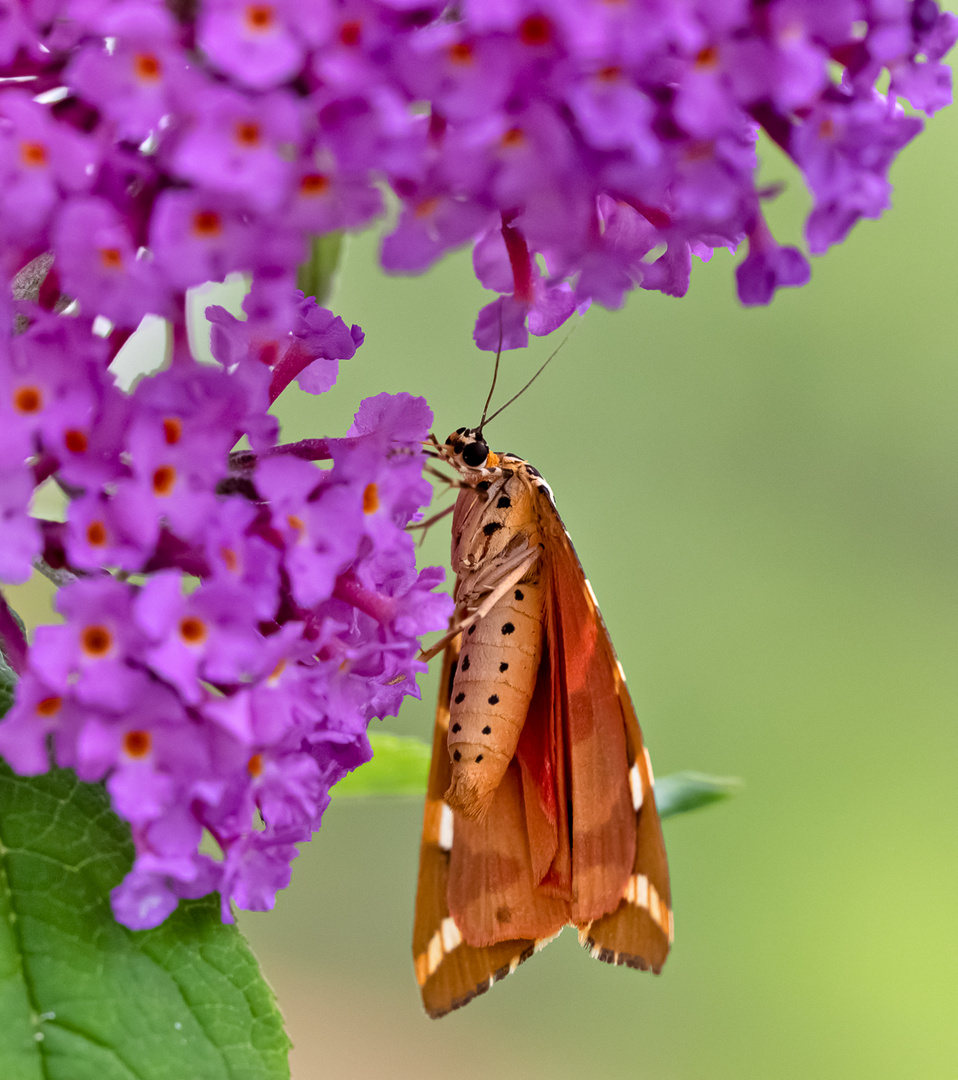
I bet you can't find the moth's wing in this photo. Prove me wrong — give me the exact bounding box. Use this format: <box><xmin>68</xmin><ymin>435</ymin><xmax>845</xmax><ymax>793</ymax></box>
<box><xmin>413</xmin><ymin>636</ymin><xmax>540</xmax><ymax>1018</ymax></box>
<box><xmin>544</xmin><ymin>509</ymin><xmax>673</xmax><ymax>972</ymax></box>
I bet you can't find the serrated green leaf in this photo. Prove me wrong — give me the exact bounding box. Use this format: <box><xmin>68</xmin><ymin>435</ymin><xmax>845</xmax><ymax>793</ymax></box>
<box><xmin>0</xmin><ymin>758</ymin><xmax>291</xmax><ymax>1080</ymax></box>
<box><xmin>296</xmin><ymin>233</ymin><xmax>345</xmax><ymax>306</ymax></box>
<box><xmin>655</xmin><ymin>771</ymin><xmax>742</xmax><ymax>819</ymax></box>
<box><xmin>333</xmin><ymin>733</ymin><xmax>431</xmax><ymax>797</ymax></box>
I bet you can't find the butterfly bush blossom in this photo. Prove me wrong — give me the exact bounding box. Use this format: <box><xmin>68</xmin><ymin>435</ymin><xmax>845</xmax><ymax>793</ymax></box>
<box><xmin>0</xmin><ymin>287</ymin><xmax>453</xmax><ymax>927</ymax></box>
<box><xmin>0</xmin><ymin>0</ymin><xmax>954</xmax><ymax>927</ymax></box>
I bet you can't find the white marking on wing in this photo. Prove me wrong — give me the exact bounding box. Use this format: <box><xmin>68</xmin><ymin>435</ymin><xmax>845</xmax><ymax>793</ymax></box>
<box><xmin>649</xmin><ymin>883</ymin><xmax>661</xmax><ymax>927</ymax></box>
<box><xmin>626</xmin><ymin>873</ymin><xmax>649</xmax><ymax>909</ymax></box>
<box><xmin>583</xmin><ymin>578</ymin><xmax>599</xmax><ymax>609</ymax></box>
<box><xmin>439</xmin><ymin>802</ymin><xmax>454</xmax><ymax>851</ymax></box>
<box><xmin>440</xmin><ymin>916</ymin><xmax>462</xmax><ymax>952</ymax></box>
<box><xmin>426</xmin><ymin>931</ymin><xmax>443</xmax><ymax>977</ymax></box>
<box><xmin>629</xmin><ymin>763</ymin><xmax>644</xmax><ymax>811</ymax></box>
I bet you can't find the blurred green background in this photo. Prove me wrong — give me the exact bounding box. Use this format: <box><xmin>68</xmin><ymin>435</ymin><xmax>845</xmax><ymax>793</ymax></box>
<box><xmin>11</xmin><ymin>88</ymin><xmax>958</xmax><ymax>1080</ymax></box>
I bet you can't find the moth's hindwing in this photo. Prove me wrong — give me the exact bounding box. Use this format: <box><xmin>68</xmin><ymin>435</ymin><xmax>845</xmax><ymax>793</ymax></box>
<box><xmin>412</xmin><ymin>637</ymin><xmax>537</xmax><ymax>1019</ymax></box>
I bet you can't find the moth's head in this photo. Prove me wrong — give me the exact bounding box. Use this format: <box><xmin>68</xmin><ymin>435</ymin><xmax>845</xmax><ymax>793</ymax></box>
<box><xmin>439</xmin><ymin>427</ymin><xmax>499</xmax><ymax>471</ymax></box>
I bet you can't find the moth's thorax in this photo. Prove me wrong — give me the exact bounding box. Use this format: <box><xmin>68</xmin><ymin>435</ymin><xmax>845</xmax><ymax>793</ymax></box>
<box><xmin>450</xmin><ymin>466</ymin><xmax>542</xmax><ymax>582</ymax></box>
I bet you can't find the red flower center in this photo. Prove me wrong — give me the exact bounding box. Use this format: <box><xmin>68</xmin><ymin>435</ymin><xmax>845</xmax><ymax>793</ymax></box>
<box><xmin>64</xmin><ymin>429</ymin><xmax>88</xmax><ymax>453</ymax></box>
<box><xmin>519</xmin><ymin>14</ymin><xmax>552</xmax><ymax>46</ymax></box>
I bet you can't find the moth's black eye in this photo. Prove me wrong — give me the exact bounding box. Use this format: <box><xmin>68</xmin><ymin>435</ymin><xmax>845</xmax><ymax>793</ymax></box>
<box><xmin>462</xmin><ymin>438</ymin><xmax>488</xmax><ymax>467</ymax></box>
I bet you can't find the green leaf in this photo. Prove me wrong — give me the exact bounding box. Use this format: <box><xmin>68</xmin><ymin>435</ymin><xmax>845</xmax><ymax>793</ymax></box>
<box><xmin>334</xmin><ymin>735</ymin><xmax>740</xmax><ymax>821</ymax></box>
<box><xmin>655</xmin><ymin>771</ymin><xmax>742</xmax><ymax>819</ymax></box>
<box><xmin>0</xmin><ymin>761</ymin><xmax>290</xmax><ymax>1080</ymax></box>
<box><xmin>333</xmin><ymin>733</ymin><xmax>431</xmax><ymax>797</ymax></box>
<box><xmin>296</xmin><ymin>233</ymin><xmax>345</xmax><ymax>306</ymax></box>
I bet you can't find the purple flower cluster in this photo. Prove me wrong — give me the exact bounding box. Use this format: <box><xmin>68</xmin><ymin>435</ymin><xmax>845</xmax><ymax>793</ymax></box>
<box><xmin>0</xmin><ymin>284</ymin><xmax>452</xmax><ymax>927</ymax></box>
<box><xmin>0</xmin><ymin>0</ymin><xmax>953</xmax><ymax>350</ymax></box>
<box><xmin>0</xmin><ymin>0</ymin><xmax>954</xmax><ymax>928</ymax></box>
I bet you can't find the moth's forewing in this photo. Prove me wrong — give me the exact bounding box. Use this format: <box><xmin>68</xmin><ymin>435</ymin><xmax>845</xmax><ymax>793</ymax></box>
<box><xmin>545</xmin><ymin>519</ymin><xmax>638</xmax><ymax>924</ymax></box>
<box><xmin>548</xmin><ymin>529</ymin><xmax>672</xmax><ymax>971</ymax></box>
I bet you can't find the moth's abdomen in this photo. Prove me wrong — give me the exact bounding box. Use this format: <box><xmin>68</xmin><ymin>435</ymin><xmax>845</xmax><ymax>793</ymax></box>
<box><xmin>446</xmin><ymin>579</ymin><xmax>544</xmax><ymax>820</ymax></box>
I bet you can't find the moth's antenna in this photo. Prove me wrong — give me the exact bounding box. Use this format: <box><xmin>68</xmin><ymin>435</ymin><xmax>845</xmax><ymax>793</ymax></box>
<box><xmin>482</xmin><ymin>321</ymin><xmax>577</xmax><ymax>429</ymax></box>
<box><xmin>476</xmin><ymin>303</ymin><xmax>505</xmax><ymax>434</ymax></box>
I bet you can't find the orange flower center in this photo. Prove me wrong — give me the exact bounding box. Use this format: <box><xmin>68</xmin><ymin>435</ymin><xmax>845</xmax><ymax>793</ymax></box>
<box><xmin>20</xmin><ymin>141</ymin><xmax>47</xmax><ymax>167</ymax></box>
<box><xmin>81</xmin><ymin>625</ymin><xmax>113</xmax><ymax>657</ymax></box>
<box><xmin>448</xmin><ymin>41</ymin><xmax>473</xmax><ymax>65</ymax></box>
<box><xmin>86</xmin><ymin>521</ymin><xmax>108</xmax><ymax>546</ymax></box>
<box><xmin>300</xmin><ymin>172</ymin><xmax>330</xmax><ymax>196</ymax></box>
<box><xmin>244</xmin><ymin>3</ymin><xmax>275</xmax><ymax>30</ymax></box>
<box><xmin>13</xmin><ymin>385</ymin><xmax>42</xmax><ymax>414</ymax></box>
<box><xmin>99</xmin><ymin>247</ymin><xmax>123</xmax><ymax>270</ymax></box>
<box><xmin>152</xmin><ymin>465</ymin><xmax>176</xmax><ymax>496</ymax></box>
<box><xmin>134</xmin><ymin>52</ymin><xmax>162</xmax><ymax>81</ymax></box>
<box><xmin>178</xmin><ymin>616</ymin><xmax>208</xmax><ymax>644</ymax></box>
<box><xmin>192</xmin><ymin>210</ymin><xmax>223</xmax><ymax>237</ymax></box>
<box><xmin>35</xmin><ymin>695</ymin><xmax>62</xmax><ymax>718</ymax></box>
<box><xmin>234</xmin><ymin>121</ymin><xmax>262</xmax><ymax>147</ymax></box>
<box><xmin>363</xmin><ymin>482</ymin><xmax>380</xmax><ymax>514</ymax></box>
<box><xmin>123</xmin><ymin>730</ymin><xmax>152</xmax><ymax>758</ymax></box>
<box><xmin>162</xmin><ymin>417</ymin><xmax>182</xmax><ymax>445</ymax></box>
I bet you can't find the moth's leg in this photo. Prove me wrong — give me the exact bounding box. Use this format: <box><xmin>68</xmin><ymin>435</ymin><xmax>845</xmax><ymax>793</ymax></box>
<box><xmin>407</xmin><ymin>502</ymin><xmax>456</xmax><ymax>540</ymax></box>
<box><xmin>423</xmin><ymin>463</ymin><xmax>460</xmax><ymax>485</ymax></box>
<box><xmin>420</xmin><ymin>546</ymin><xmax>538</xmax><ymax>663</ymax></box>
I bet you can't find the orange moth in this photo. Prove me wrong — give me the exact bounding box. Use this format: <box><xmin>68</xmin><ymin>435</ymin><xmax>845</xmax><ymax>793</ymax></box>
<box><xmin>412</xmin><ymin>424</ymin><xmax>672</xmax><ymax>1018</ymax></box>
